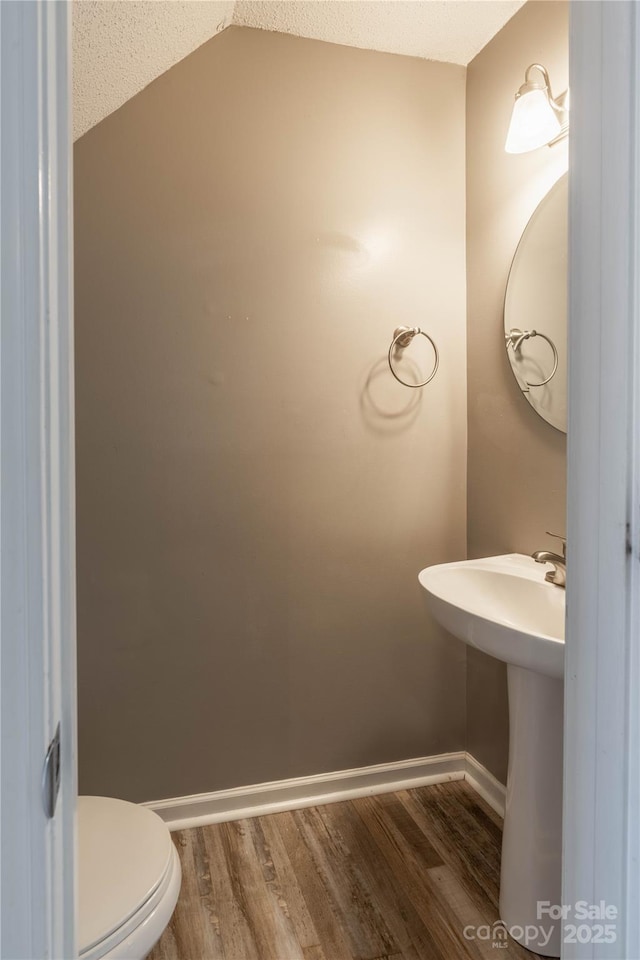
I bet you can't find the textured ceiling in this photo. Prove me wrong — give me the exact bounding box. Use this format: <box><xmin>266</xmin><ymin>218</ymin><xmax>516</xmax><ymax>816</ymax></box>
<box><xmin>234</xmin><ymin>1</ymin><xmax>526</xmax><ymax>65</ymax></box>
<box><xmin>73</xmin><ymin>0</ymin><xmax>526</xmax><ymax>141</ymax></box>
<box><xmin>73</xmin><ymin>1</ymin><xmax>235</xmax><ymax>140</ymax></box>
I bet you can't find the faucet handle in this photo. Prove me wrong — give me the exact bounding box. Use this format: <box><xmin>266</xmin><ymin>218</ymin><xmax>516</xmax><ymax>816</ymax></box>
<box><xmin>546</xmin><ymin>531</ymin><xmax>566</xmax><ymax>557</ymax></box>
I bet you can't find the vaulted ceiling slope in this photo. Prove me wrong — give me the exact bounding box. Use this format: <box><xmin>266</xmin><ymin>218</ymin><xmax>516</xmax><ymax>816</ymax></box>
<box><xmin>233</xmin><ymin>1</ymin><xmax>526</xmax><ymax>65</ymax></box>
<box><xmin>73</xmin><ymin>0</ymin><xmax>235</xmax><ymax>140</ymax></box>
<box><xmin>73</xmin><ymin>0</ymin><xmax>526</xmax><ymax>141</ymax></box>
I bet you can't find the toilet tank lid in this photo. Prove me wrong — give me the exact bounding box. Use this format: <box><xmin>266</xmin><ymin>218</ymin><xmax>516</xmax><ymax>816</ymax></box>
<box><xmin>77</xmin><ymin>795</ymin><xmax>174</xmax><ymax>954</ymax></box>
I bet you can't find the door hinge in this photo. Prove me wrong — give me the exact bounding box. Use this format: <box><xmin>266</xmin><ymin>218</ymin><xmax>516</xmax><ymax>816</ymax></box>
<box><xmin>42</xmin><ymin>722</ymin><xmax>61</xmax><ymax>818</ymax></box>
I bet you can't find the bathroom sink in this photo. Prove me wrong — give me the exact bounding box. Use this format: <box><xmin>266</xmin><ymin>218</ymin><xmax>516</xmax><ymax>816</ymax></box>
<box><xmin>418</xmin><ymin>553</ymin><xmax>564</xmax><ymax>678</ymax></box>
<box><xmin>418</xmin><ymin>553</ymin><xmax>566</xmax><ymax>957</ymax></box>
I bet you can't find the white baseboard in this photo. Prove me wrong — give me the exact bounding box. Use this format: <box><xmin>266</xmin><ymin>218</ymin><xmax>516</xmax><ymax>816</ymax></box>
<box><xmin>144</xmin><ymin>751</ymin><xmax>505</xmax><ymax>831</ymax></box>
<box><xmin>464</xmin><ymin>753</ymin><xmax>507</xmax><ymax>817</ymax></box>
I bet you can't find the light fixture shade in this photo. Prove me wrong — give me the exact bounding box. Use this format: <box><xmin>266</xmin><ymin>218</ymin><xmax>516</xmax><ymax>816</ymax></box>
<box><xmin>505</xmin><ymin>88</ymin><xmax>562</xmax><ymax>154</ymax></box>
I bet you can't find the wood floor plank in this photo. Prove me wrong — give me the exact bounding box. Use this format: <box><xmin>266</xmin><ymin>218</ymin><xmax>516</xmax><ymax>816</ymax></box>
<box><xmin>427</xmin><ymin>863</ymin><xmax>538</xmax><ymax>960</ymax></box>
<box><xmin>323</xmin><ymin>799</ymin><xmax>441</xmax><ymax>960</ymax></box>
<box><xmin>372</xmin><ymin>794</ymin><xmax>445</xmax><ymax>868</ymax></box>
<box><xmin>301</xmin><ymin>945</ymin><xmax>328</xmax><ymax>960</ymax></box>
<box><xmin>200</xmin><ymin>820</ymin><xmax>262</xmax><ymax>960</ymax></box>
<box><xmin>366</xmin><ymin>955</ymin><xmax>405</xmax><ymax>960</ymax></box>
<box><xmin>275</xmin><ymin>809</ymin><xmax>355</xmax><ymax>960</ymax></box>
<box><xmin>353</xmin><ymin>793</ymin><xmax>486</xmax><ymax>960</ymax></box>
<box><xmin>257</xmin><ymin>813</ymin><xmax>322</xmax><ymax>950</ymax></box>
<box><xmin>399</xmin><ymin>783</ymin><xmax>502</xmax><ymax>912</ymax></box>
<box><xmin>248</xmin><ymin>814</ymin><xmax>322</xmax><ymax>957</ymax></box>
<box><xmin>149</xmin><ymin>828</ymin><xmax>224</xmax><ymax>960</ymax></box>
<box><xmin>316</xmin><ymin>802</ymin><xmax>425</xmax><ymax>960</ymax></box>
<box><xmin>400</xmin><ymin>784</ymin><xmax>541</xmax><ymax>960</ymax></box>
<box><xmin>219</xmin><ymin>818</ymin><xmax>305</xmax><ymax>960</ymax></box>
<box><xmin>428</xmin><ymin>781</ymin><xmax>502</xmax><ymax>848</ymax></box>
<box><xmin>291</xmin><ymin>803</ymin><xmax>398</xmax><ymax>959</ymax></box>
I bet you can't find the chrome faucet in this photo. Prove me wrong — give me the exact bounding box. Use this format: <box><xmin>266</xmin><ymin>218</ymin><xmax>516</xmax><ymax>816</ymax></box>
<box><xmin>532</xmin><ymin>532</ymin><xmax>566</xmax><ymax>588</ymax></box>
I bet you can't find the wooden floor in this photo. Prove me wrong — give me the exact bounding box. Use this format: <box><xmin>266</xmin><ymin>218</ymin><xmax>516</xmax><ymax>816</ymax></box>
<box><xmin>148</xmin><ymin>780</ymin><xmax>541</xmax><ymax>960</ymax></box>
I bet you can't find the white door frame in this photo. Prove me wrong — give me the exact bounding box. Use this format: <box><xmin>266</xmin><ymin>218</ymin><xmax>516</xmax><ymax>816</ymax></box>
<box><xmin>563</xmin><ymin>2</ymin><xmax>640</xmax><ymax>958</ymax></box>
<box><xmin>0</xmin><ymin>2</ymin><xmax>76</xmax><ymax>958</ymax></box>
<box><xmin>1</xmin><ymin>2</ymin><xmax>639</xmax><ymax>959</ymax></box>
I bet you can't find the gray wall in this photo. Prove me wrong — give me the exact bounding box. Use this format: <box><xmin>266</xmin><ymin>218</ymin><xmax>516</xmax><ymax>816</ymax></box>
<box><xmin>74</xmin><ymin>26</ymin><xmax>468</xmax><ymax>802</ymax></box>
<box><xmin>465</xmin><ymin>0</ymin><xmax>568</xmax><ymax>782</ymax></box>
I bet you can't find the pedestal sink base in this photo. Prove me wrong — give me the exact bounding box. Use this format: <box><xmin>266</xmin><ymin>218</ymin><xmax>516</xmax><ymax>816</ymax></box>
<box><xmin>500</xmin><ymin>665</ymin><xmax>563</xmax><ymax>957</ymax></box>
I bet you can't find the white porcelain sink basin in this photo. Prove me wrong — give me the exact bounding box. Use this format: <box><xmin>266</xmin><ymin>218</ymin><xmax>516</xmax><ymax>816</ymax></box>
<box><xmin>418</xmin><ymin>553</ymin><xmax>566</xmax><ymax>957</ymax></box>
<box><xmin>418</xmin><ymin>554</ymin><xmax>565</xmax><ymax>679</ymax></box>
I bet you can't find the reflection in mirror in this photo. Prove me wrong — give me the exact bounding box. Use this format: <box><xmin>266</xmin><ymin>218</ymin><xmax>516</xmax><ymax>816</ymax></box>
<box><xmin>504</xmin><ymin>174</ymin><xmax>568</xmax><ymax>432</ymax></box>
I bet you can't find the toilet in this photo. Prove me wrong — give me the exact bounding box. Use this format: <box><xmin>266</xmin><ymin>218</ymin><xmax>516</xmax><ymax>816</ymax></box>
<box><xmin>78</xmin><ymin>796</ymin><xmax>181</xmax><ymax>960</ymax></box>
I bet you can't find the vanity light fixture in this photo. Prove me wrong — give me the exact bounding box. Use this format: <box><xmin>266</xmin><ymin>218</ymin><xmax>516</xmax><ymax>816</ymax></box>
<box><xmin>505</xmin><ymin>64</ymin><xmax>569</xmax><ymax>154</ymax></box>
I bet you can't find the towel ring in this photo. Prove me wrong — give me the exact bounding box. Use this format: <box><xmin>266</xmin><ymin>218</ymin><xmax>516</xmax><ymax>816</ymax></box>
<box><xmin>388</xmin><ymin>326</ymin><xmax>439</xmax><ymax>389</ymax></box>
<box><xmin>505</xmin><ymin>328</ymin><xmax>558</xmax><ymax>388</ymax></box>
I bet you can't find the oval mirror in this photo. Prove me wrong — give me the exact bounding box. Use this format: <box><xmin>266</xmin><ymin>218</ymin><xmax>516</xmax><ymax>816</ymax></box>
<box><xmin>504</xmin><ymin>173</ymin><xmax>568</xmax><ymax>433</ymax></box>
